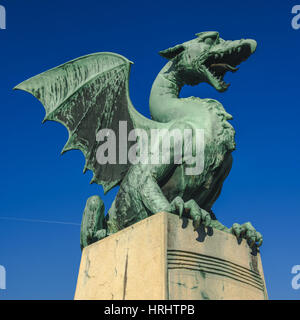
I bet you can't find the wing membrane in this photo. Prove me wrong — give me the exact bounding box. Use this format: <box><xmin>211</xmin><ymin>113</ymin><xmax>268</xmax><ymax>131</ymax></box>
<box><xmin>15</xmin><ymin>53</ymin><xmax>136</xmax><ymax>193</ymax></box>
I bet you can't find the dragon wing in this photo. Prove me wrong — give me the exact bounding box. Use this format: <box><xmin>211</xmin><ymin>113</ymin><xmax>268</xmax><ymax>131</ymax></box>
<box><xmin>15</xmin><ymin>52</ymin><xmax>161</xmax><ymax>193</ymax></box>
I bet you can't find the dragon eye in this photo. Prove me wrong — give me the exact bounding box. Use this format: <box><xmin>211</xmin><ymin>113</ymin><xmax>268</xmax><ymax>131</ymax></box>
<box><xmin>204</xmin><ymin>37</ymin><xmax>214</xmax><ymax>46</ymax></box>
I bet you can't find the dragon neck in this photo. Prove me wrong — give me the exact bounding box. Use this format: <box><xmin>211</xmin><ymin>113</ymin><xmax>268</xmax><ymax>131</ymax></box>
<box><xmin>149</xmin><ymin>61</ymin><xmax>202</xmax><ymax>122</ymax></box>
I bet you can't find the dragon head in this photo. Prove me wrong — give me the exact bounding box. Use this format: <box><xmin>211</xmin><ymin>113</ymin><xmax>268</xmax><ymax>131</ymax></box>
<box><xmin>159</xmin><ymin>31</ymin><xmax>257</xmax><ymax>92</ymax></box>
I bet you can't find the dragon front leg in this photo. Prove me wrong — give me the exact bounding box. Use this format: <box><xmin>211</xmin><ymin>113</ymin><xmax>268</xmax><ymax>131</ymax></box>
<box><xmin>139</xmin><ymin>166</ymin><xmax>219</xmax><ymax>231</ymax></box>
<box><xmin>168</xmin><ymin>197</ymin><xmax>227</xmax><ymax>232</ymax></box>
<box><xmin>142</xmin><ymin>182</ymin><xmax>216</xmax><ymax>231</ymax></box>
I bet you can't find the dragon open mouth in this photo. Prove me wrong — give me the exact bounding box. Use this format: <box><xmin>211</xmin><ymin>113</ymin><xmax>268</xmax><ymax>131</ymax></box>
<box><xmin>203</xmin><ymin>41</ymin><xmax>256</xmax><ymax>92</ymax></box>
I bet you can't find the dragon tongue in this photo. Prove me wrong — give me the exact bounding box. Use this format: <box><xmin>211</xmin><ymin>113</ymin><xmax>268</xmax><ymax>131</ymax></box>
<box><xmin>226</xmin><ymin>64</ymin><xmax>239</xmax><ymax>72</ymax></box>
<box><xmin>210</xmin><ymin>63</ymin><xmax>239</xmax><ymax>72</ymax></box>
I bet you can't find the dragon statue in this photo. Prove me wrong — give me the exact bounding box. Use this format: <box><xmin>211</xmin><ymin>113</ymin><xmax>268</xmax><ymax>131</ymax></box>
<box><xmin>15</xmin><ymin>31</ymin><xmax>263</xmax><ymax>249</ymax></box>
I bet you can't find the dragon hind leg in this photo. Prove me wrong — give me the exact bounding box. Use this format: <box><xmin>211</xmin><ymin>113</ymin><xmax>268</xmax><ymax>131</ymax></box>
<box><xmin>80</xmin><ymin>195</ymin><xmax>107</xmax><ymax>250</ymax></box>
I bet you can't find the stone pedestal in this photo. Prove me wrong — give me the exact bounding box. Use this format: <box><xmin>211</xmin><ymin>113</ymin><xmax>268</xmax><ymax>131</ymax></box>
<box><xmin>74</xmin><ymin>212</ymin><xmax>268</xmax><ymax>300</ymax></box>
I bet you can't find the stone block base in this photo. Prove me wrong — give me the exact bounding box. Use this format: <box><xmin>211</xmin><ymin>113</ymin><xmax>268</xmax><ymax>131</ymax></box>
<box><xmin>74</xmin><ymin>212</ymin><xmax>268</xmax><ymax>300</ymax></box>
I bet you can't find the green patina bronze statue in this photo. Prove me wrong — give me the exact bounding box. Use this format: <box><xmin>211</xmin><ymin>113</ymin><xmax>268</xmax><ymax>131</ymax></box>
<box><xmin>15</xmin><ymin>32</ymin><xmax>262</xmax><ymax>249</ymax></box>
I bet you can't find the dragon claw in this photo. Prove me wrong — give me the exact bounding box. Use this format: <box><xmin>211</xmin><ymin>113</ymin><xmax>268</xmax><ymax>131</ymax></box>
<box><xmin>170</xmin><ymin>196</ymin><xmax>185</xmax><ymax>218</ymax></box>
<box><xmin>187</xmin><ymin>200</ymin><xmax>211</xmax><ymax>230</ymax></box>
<box><xmin>193</xmin><ymin>218</ymin><xmax>201</xmax><ymax>230</ymax></box>
<box><xmin>231</xmin><ymin>222</ymin><xmax>263</xmax><ymax>248</ymax></box>
<box><xmin>171</xmin><ymin>197</ymin><xmax>212</xmax><ymax>230</ymax></box>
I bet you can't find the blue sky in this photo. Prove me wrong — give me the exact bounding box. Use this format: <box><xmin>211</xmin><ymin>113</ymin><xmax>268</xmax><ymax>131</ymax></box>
<box><xmin>0</xmin><ymin>0</ymin><xmax>299</xmax><ymax>299</ymax></box>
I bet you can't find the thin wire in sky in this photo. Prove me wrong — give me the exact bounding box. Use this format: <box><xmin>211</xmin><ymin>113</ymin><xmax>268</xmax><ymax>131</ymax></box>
<box><xmin>0</xmin><ymin>216</ymin><xmax>81</xmax><ymax>226</ymax></box>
